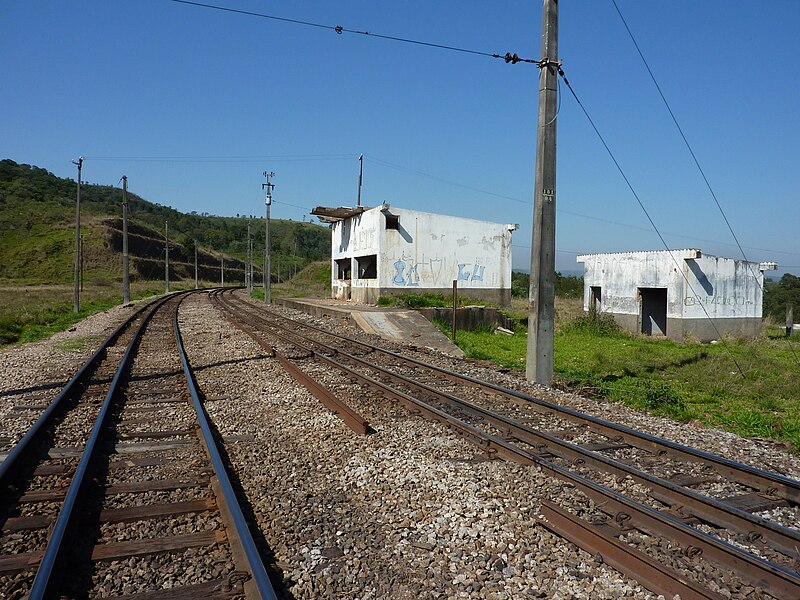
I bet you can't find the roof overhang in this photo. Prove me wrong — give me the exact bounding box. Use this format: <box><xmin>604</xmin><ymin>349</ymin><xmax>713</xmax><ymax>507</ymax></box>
<box><xmin>310</xmin><ymin>205</ymin><xmax>368</xmax><ymax>223</ymax></box>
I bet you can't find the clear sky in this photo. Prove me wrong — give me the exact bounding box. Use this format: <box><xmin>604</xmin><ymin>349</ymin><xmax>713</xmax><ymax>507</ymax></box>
<box><xmin>2</xmin><ymin>1</ymin><xmax>798</xmax><ymax>274</ymax></box>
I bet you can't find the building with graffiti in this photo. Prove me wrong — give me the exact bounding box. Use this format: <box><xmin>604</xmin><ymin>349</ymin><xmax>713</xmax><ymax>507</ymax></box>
<box><xmin>311</xmin><ymin>204</ymin><xmax>517</xmax><ymax>306</ymax></box>
<box><xmin>577</xmin><ymin>249</ymin><xmax>777</xmax><ymax>342</ymax></box>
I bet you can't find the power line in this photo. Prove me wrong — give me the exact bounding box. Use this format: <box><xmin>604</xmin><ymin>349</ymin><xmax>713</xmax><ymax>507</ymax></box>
<box><xmin>610</xmin><ymin>1</ymin><xmax>763</xmax><ymax>285</ymax></box>
<box><xmin>167</xmin><ymin>0</ymin><xmax>539</xmax><ymax>65</ymax></box>
<box><xmin>557</xmin><ymin>67</ymin><xmax>747</xmax><ymax>378</ymax></box>
<box><xmin>610</xmin><ymin>0</ymin><xmax>799</xmax><ymax>367</ymax></box>
<box><xmin>366</xmin><ymin>156</ymin><xmax>528</xmax><ymax>205</ymax></box>
<box><xmin>84</xmin><ymin>154</ymin><xmax>357</xmax><ymax>163</ymax></box>
<box><xmin>367</xmin><ymin>156</ymin><xmax>800</xmax><ymax>259</ymax></box>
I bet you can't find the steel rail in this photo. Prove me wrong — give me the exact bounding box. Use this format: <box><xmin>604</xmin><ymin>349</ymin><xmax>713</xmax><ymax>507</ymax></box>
<box><xmin>174</xmin><ymin>293</ymin><xmax>278</xmax><ymax>599</ymax></box>
<box><xmin>210</xmin><ymin>289</ymin><xmax>369</xmax><ymax>434</ymax></box>
<box><xmin>538</xmin><ymin>501</ymin><xmax>727</xmax><ymax>600</ymax></box>
<box><xmin>231</xmin><ymin>294</ymin><xmax>800</xmax><ymax>504</ymax></box>
<box><xmin>0</xmin><ymin>297</ymin><xmax>158</xmax><ymax>486</ymax></box>
<box><xmin>27</xmin><ymin>293</ymin><xmax>177</xmax><ymax>599</ymax></box>
<box><xmin>218</xmin><ymin>292</ymin><xmax>800</xmax><ymax>558</ymax></box>
<box><xmin>216</xmin><ymin>292</ymin><xmax>800</xmax><ymax>598</ymax></box>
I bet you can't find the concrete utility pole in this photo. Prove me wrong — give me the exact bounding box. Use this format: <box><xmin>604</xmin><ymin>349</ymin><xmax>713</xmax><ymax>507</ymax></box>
<box><xmin>121</xmin><ymin>176</ymin><xmax>130</xmax><ymax>304</ymax></box>
<box><xmin>221</xmin><ymin>255</ymin><xmax>224</xmax><ymax>287</ymax></box>
<box><xmin>194</xmin><ymin>245</ymin><xmax>198</xmax><ymax>290</ymax></box>
<box><xmin>262</xmin><ymin>171</ymin><xmax>275</xmax><ymax>304</ymax></box>
<box><xmin>246</xmin><ymin>222</ymin><xmax>252</xmax><ymax>294</ymax></box>
<box><xmin>72</xmin><ymin>156</ymin><xmax>83</xmax><ymax>313</ymax></box>
<box><xmin>526</xmin><ymin>0</ymin><xmax>559</xmax><ymax>385</ymax></box>
<box><xmin>164</xmin><ymin>221</ymin><xmax>170</xmax><ymax>293</ymax></box>
<box><xmin>357</xmin><ymin>154</ymin><xmax>363</xmax><ymax>207</ymax></box>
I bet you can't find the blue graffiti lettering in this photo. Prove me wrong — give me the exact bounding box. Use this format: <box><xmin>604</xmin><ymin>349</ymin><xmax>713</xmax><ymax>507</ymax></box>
<box><xmin>457</xmin><ymin>264</ymin><xmax>471</xmax><ymax>281</ymax></box>
<box><xmin>392</xmin><ymin>260</ymin><xmax>406</xmax><ymax>285</ymax></box>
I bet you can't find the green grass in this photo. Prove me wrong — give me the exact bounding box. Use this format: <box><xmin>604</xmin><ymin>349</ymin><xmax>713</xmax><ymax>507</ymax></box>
<box><xmin>243</xmin><ymin>260</ymin><xmax>332</xmax><ymax>303</ymax></box>
<box><xmin>377</xmin><ymin>292</ymin><xmax>493</xmax><ymax>309</ymax></box>
<box><xmin>434</xmin><ymin>310</ymin><xmax>800</xmax><ymax>451</ymax></box>
<box><xmin>0</xmin><ymin>282</ymin><xmax>165</xmax><ymax>346</ymax></box>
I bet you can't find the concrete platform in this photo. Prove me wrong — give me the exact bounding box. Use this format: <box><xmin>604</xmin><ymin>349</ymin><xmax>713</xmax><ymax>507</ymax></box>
<box><xmin>275</xmin><ymin>298</ymin><xmax>464</xmax><ymax>358</ymax></box>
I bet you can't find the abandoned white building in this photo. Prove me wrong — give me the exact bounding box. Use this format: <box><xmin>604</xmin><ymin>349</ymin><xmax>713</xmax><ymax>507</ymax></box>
<box><xmin>311</xmin><ymin>204</ymin><xmax>517</xmax><ymax>306</ymax></box>
<box><xmin>577</xmin><ymin>249</ymin><xmax>777</xmax><ymax>342</ymax></box>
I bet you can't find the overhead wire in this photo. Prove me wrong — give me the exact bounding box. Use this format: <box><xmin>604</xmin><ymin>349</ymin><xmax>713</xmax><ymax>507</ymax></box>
<box><xmin>84</xmin><ymin>154</ymin><xmax>357</xmax><ymax>163</ymax></box>
<box><xmin>610</xmin><ymin>0</ymin><xmax>799</xmax><ymax>366</ymax></box>
<box><xmin>167</xmin><ymin>0</ymin><xmax>539</xmax><ymax>66</ymax></box>
<box><xmin>556</xmin><ymin>66</ymin><xmax>746</xmax><ymax>378</ymax></box>
<box><xmin>610</xmin><ymin>1</ymin><xmax>763</xmax><ymax>286</ymax></box>
<box><xmin>366</xmin><ymin>156</ymin><xmax>800</xmax><ymax>259</ymax></box>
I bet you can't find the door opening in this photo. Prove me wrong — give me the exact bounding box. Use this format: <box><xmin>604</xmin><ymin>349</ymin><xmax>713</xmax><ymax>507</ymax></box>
<box><xmin>639</xmin><ymin>288</ymin><xmax>667</xmax><ymax>336</ymax></box>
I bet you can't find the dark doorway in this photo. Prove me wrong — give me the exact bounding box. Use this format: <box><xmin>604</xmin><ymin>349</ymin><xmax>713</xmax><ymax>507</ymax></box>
<box><xmin>640</xmin><ymin>288</ymin><xmax>667</xmax><ymax>336</ymax></box>
<box><xmin>590</xmin><ymin>286</ymin><xmax>602</xmax><ymax>313</ymax></box>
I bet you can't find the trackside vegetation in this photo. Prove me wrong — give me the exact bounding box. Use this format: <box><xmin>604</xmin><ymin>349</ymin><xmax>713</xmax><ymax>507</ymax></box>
<box><xmin>438</xmin><ymin>307</ymin><xmax>800</xmax><ymax>451</ymax></box>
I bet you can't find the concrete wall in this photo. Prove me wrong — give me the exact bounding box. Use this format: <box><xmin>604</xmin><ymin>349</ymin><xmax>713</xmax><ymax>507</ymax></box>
<box><xmin>578</xmin><ymin>249</ymin><xmax>766</xmax><ymax>341</ymax></box>
<box><xmin>331</xmin><ymin>205</ymin><xmax>514</xmax><ymax>306</ymax></box>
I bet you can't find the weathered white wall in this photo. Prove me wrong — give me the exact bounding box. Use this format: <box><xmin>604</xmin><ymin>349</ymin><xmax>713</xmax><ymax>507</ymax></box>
<box><xmin>379</xmin><ymin>207</ymin><xmax>512</xmax><ymax>291</ymax></box>
<box><xmin>682</xmin><ymin>255</ymin><xmax>763</xmax><ymax>318</ymax></box>
<box><xmin>330</xmin><ymin>205</ymin><xmax>513</xmax><ymax>304</ymax></box>
<box><xmin>577</xmin><ymin>249</ymin><xmax>767</xmax><ymax>340</ymax></box>
<box><xmin>331</xmin><ymin>209</ymin><xmax>383</xmax><ymax>299</ymax></box>
<box><xmin>579</xmin><ymin>250</ymin><xmax>690</xmax><ymax>318</ymax></box>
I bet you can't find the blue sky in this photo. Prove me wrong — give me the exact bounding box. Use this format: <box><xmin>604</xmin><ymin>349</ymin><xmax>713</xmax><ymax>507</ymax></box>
<box><xmin>2</xmin><ymin>1</ymin><xmax>798</xmax><ymax>274</ymax></box>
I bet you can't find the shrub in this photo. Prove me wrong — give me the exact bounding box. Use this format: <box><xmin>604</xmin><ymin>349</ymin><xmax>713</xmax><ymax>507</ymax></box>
<box><xmin>641</xmin><ymin>380</ymin><xmax>685</xmax><ymax>412</ymax></box>
<box><xmin>562</xmin><ymin>311</ymin><xmax>621</xmax><ymax>336</ymax></box>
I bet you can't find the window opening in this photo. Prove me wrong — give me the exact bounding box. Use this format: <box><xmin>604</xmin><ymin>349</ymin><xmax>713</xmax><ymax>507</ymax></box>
<box><xmin>356</xmin><ymin>254</ymin><xmax>377</xmax><ymax>279</ymax></box>
<box><xmin>335</xmin><ymin>258</ymin><xmax>351</xmax><ymax>280</ymax></box>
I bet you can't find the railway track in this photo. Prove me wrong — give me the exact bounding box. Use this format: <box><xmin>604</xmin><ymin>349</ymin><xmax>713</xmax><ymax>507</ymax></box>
<box><xmin>0</xmin><ymin>291</ymin><xmax>277</xmax><ymax>599</ymax></box>
<box><xmin>212</xmin><ymin>289</ymin><xmax>800</xmax><ymax>600</ymax></box>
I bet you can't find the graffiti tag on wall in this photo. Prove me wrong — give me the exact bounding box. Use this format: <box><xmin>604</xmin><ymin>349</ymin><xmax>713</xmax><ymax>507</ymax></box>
<box><xmin>683</xmin><ymin>296</ymin><xmax>753</xmax><ymax>306</ymax></box>
<box><xmin>391</xmin><ymin>254</ymin><xmax>490</xmax><ymax>287</ymax></box>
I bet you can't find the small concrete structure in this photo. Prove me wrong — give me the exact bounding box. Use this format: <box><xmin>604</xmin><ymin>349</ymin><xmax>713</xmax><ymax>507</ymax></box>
<box><xmin>577</xmin><ymin>249</ymin><xmax>777</xmax><ymax>342</ymax></box>
<box><xmin>275</xmin><ymin>297</ymin><xmax>464</xmax><ymax>357</ymax></box>
<box><xmin>312</xmin><ymin>204</ymin><xmax>517</xmax><ymax>307</ymax></box>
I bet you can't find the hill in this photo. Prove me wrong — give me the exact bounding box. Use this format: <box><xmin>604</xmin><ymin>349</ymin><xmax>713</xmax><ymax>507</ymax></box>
<box><xmin>0</xmin><ymin>159</ymin><xmax>331</xmax><ymax>285</ymax></box>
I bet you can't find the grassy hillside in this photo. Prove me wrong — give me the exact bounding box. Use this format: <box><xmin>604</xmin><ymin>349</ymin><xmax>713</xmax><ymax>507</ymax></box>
<box><xmin>0</xmin><ymin>159</ymin><xmax>331</xmax><ymax>286</ymax></box>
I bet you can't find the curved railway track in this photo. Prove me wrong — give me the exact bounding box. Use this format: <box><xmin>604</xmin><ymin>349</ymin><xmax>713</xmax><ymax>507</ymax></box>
<box><xmin>0</xmin><ymin>291</ymin><xmax>277</xmax><ymax>599</ymax></box>
<box><xmin>212</xmin><ymin>289</ymin><xmax>800</xmax><ymax>600</ymax></box>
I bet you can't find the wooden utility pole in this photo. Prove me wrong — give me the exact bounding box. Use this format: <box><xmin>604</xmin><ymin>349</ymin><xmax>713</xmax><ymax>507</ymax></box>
<box><xmin>164</xmin><ymin>221</ymin><xmax>170</xmax><ymax>294</ymax></box>
<box><xmin>526</xmin><ymin>0</ymin><xmax>559</xmax><ymax>385</ymax></box>
<box><xmin>262</xmin><ymin>171</ymin><xmax>275</xmax><ymax>304</ymax></box>
<box><xmin>121</xmin><ymin>176</ymin><xmax>130</xmax><ymax>304</ymax></box>
<box><xmin>194</xmin><ymin>245</ymin><xmax>198</xmax><ymax>289</ymax></box>
<box><xmin>221</xmin><ymin>255</ymin><xmax>224</xmax><ymax>287</ymax></box>
<box><xmin>72</xmin><ymin>157</ymin><xmax>83</xmax><ymax>313</ymax></box>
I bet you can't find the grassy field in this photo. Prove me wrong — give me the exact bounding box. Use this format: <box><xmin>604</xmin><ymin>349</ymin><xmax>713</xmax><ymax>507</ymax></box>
<box><xmin>4</xmin><ymin>267</ymin><xmax>798</xmax><ymax>452</ymax></box>
<box><xmin>0</xmin><ymin>281</ymin><xmax>191</xmax><ymax>345</ymax></box>
<box><xmin>442</xmin><ymin>301</ymin><xmax>800</xmax><ymax>451</ymax></box>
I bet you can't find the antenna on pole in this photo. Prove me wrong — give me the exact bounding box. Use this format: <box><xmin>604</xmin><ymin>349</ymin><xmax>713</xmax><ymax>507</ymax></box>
<box><xmin>357</xmin><ymin>154</ymin><xmax>363</xmax><ymax>207</ymax></box>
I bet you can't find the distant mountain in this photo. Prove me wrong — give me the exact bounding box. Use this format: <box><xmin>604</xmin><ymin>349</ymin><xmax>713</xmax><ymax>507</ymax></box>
<box><xmin>0</xmin><ymin>159</ymin><xmax>330</xmax><ymax>285</ymax></box>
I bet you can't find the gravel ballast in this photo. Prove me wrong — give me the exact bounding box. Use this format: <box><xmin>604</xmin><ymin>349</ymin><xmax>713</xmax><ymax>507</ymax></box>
<box><xmin>3</xmin><ymin>291</ymin><xmax>798</xmax><ymax>599</ymax></box>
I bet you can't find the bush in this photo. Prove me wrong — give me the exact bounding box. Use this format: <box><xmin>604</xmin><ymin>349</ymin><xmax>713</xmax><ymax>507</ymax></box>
<box><xmin>562</xmin><ymin>312</ymin><xmax>621</xmax><ymax>336</ymax></box>
<box><xmin>641</xmin><ymin>380</ymin><xmax>685</xmax><ymax>412</ymax></box>
<box><xmin>377</xmin><ymin>293</ymin><xmax>450</xmax><ymax>309</ymax></box>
